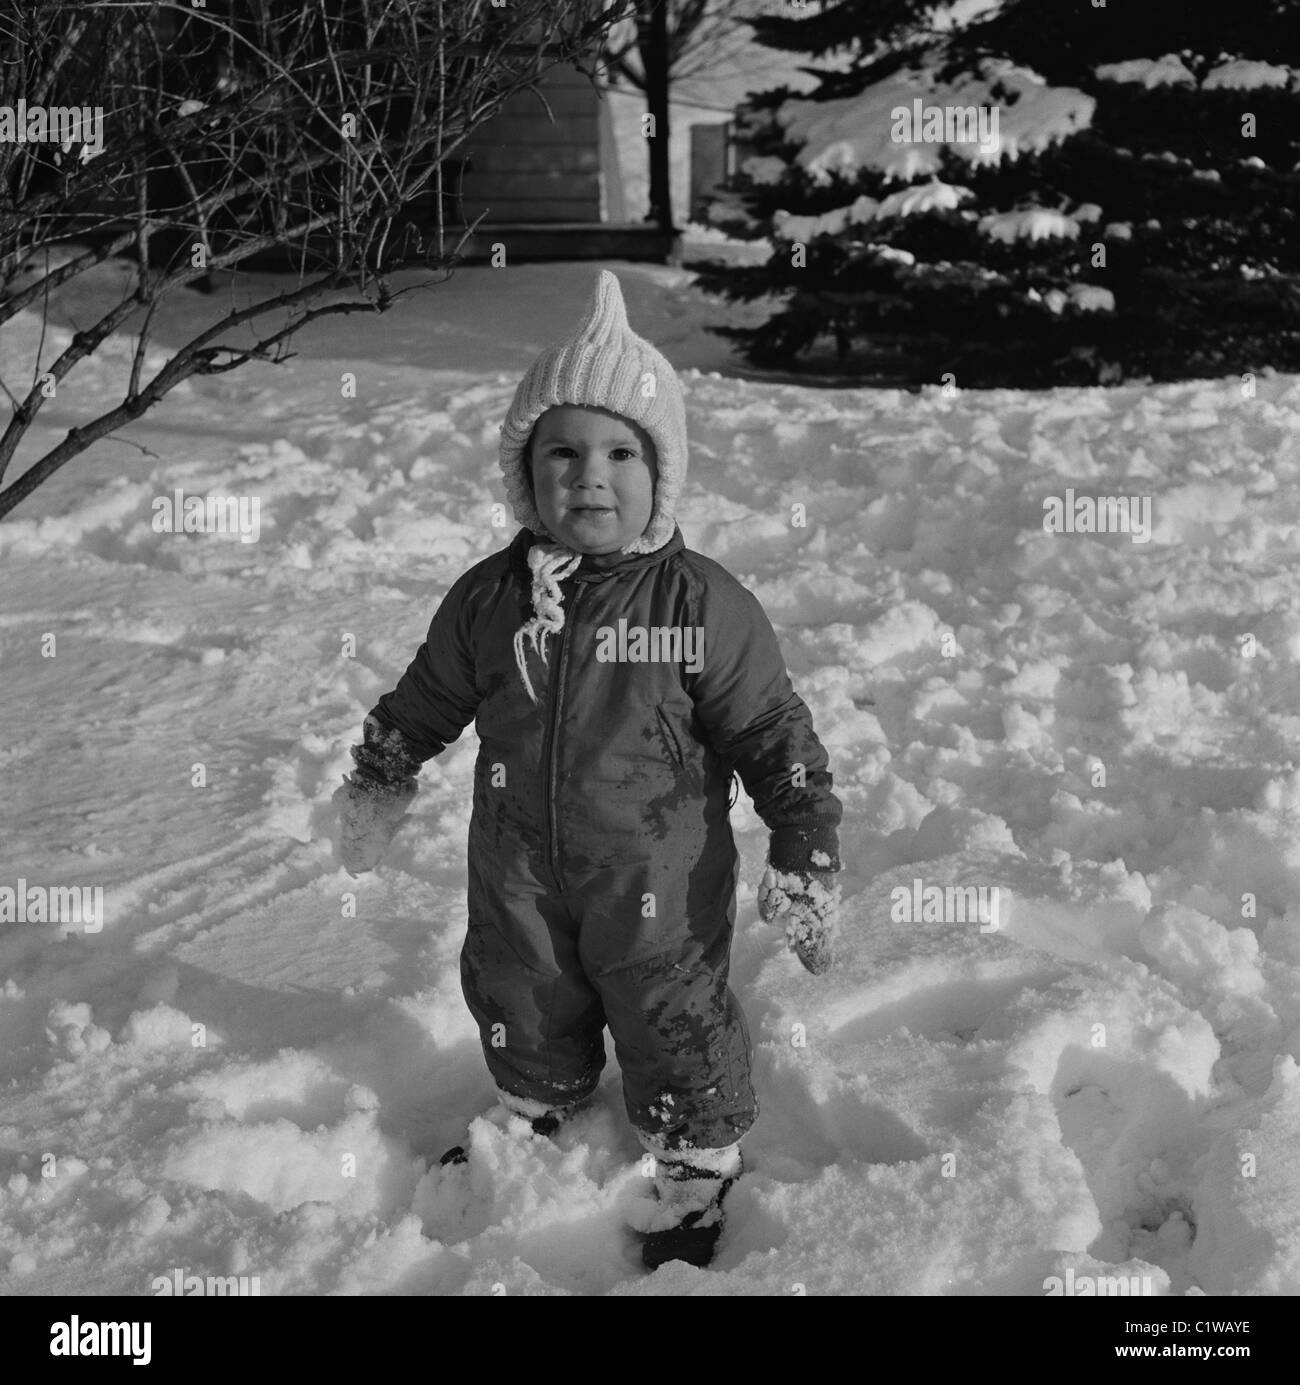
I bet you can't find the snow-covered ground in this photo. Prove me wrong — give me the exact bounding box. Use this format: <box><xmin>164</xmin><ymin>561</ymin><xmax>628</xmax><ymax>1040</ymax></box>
<box><xmin>2</xmin><ymin>255</ymin><xmax>1299</xmax><ymax>1296</ymax></box>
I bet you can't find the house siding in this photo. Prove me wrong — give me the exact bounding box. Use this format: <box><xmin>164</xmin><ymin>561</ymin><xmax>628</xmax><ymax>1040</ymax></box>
<box><xmin>454</xmin><ymin>63</ymin><xmax>601</xmax><ymax>225</ymax></box>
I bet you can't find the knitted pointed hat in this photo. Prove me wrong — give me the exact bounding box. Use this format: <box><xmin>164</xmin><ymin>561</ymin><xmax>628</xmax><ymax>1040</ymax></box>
<box><xmin>498</xmin><ymin>270</ymin><xmax>687</xmax><ymax>556</ymax></box>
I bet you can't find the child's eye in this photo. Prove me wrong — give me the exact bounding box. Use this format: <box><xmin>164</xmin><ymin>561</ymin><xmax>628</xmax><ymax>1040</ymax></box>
<box><xmin>540</xmin><ymin>444</ymin><xmax>638</xmax><ymax>461</ymax></box>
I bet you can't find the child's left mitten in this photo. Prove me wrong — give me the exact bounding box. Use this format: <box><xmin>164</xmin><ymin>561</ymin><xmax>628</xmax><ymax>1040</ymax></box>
<box><xmin>757</xmin><ymin>860</ymin><xmax>842</xmax><ymax>975</ymax></box>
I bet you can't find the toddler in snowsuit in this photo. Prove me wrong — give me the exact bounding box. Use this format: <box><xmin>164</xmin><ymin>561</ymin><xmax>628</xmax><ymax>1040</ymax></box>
<box><xmin>336</xmin><ymin>271</ymin><xmax>843</xmax><ymax>1268</ymax></box>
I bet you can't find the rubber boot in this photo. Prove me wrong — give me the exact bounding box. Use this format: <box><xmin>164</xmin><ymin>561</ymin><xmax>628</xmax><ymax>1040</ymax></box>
<box><xmin>639</xmin><ymin>1141</ymin><xmax>743</xmax><ymax>1270</ymax></box>
<box><xmin>439</xmin><ymin>1088</ymin><xmax>578</xmax><ymax>1166</ymax></box>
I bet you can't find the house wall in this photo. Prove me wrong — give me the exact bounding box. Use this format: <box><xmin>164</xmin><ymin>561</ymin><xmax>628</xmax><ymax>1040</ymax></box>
<box><xmin>454</xmin><ymin>63</ymin><xmax>602</xmax><ymax>224</ymax></box>
<box><xmin>450</xmin><ymin>71</ymin><xmax>739</xmax><ymax>232</ymax></box>
<box><xmin>602</xmin><ymin>85</ymin><xmax>732</xmax><ymax>229</ymax></box>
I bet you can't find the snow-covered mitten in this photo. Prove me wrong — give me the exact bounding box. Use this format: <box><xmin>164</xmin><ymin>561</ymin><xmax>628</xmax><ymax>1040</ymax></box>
<box><xmin>334</xmin><ymin>775</ymin><xmax>416</xmax><ymax>875</ymax></box>
<box><xmin>333</xmin><ymin>715</ymin><xmax>421</xmax><ymax>875</ymax></box>
<box><xmin>758</xmin><ymin>859</ymin><xmax>842</xmax><ymax>975</ymax></box>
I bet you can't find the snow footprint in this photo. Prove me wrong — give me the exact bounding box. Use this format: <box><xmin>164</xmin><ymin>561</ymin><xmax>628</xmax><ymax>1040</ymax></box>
<box><xmin>820</xmin><ymin>967</ymin><xmax>1057</xmax><ymax>1047</ymax></box>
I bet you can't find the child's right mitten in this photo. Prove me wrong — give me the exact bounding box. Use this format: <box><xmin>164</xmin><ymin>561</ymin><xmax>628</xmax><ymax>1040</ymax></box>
<box><xmin>333</xmin><ymin>716</ymin><xmax>422</xmax><ymax>876</ymax></box>
<box><xmin>334</xmin><ymin>774</ymin><xmax>417</xmax><ymax>875</ymax></box>
<box><xmin>757</xmin><ymin>863</ymin><xmax>842</xmax><ymax>975</ymax></box>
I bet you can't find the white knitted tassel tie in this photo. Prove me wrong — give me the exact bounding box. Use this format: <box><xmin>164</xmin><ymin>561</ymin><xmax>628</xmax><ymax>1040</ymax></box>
<box><xmin>514</xmin><ymin>542</ymin><xmax>582</xmax><ymax>704</ymax></box>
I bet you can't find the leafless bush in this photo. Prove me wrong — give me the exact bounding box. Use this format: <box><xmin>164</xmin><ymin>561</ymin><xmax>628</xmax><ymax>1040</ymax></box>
<box><xmin>0</xmin><ymin>0</ymin><xmax>632</xmax><ymax>516</ymax></box>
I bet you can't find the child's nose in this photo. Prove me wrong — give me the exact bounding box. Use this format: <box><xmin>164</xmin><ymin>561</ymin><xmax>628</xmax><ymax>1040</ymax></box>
<box><xmin>571</xmin><ymin>449</ymin><xmax>610</xmax><ymax>482</ymax></box>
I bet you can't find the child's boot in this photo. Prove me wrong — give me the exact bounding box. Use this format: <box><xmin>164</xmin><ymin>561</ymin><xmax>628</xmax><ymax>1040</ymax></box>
<box><xmin>438</xmin><ymin>1088</ymin><xmax>581</xmax><ymax>1166</ymax></box>
<box><xmin>639</xmin><ymin>1141</ymin><xmax>743</xmax><ymax>1270</ymax></box>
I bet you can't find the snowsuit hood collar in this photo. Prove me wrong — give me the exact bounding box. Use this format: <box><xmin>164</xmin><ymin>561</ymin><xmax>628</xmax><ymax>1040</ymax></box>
<box><xmin>507</xmin><ymin>526</ymin><xmax>685</xmax><ymax>703</ymax></box>
<box><xmin>508</xmin><ymin>524</ymin><xmax>684</xmax><ymax>583</ymax></box>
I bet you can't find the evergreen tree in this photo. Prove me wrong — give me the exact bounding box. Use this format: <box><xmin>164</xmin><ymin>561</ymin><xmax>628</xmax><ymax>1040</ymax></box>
<box><xmin>691</xmin><ymin>0</ymin><xmax>1300</xmax><ymax>386</ymax></box>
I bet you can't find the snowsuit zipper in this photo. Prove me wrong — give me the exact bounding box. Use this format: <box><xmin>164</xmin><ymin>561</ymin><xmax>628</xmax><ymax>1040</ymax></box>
<box><xmin>540</xmin><ymin>578</ymin><xmax>584</xmax><ymax>892</ymax></box>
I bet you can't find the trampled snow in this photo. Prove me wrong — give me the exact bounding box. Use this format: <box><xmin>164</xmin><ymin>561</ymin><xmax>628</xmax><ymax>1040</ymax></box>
<box><xmin>1</xmin><ymin>253</ymin><xmax>1299</xmax><ymax>1296</ymax></box>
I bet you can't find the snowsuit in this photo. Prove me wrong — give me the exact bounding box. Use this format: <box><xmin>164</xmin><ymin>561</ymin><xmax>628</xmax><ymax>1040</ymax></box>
<box><xmin>369</xmin><ymin>523</ymin><xmax>842</xmax><ymax>1150</ymax></box>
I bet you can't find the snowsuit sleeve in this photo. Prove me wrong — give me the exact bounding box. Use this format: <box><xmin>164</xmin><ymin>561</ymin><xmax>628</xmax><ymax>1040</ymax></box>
<box><xmin>689</xmin><ymin>569</ymin><xmax>842</xmax><ymax>874</ymax></box>
<box><xmin>363</xmin><ymin>567</ymin><xmax>482</xmax><ymax>774</ymax></box>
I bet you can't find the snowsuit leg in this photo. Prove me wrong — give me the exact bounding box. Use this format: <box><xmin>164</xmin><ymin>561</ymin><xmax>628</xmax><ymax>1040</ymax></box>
<box><xmin>573</xmin><ymin>852</ymin><xmax>756</xmax><ymax>1150</ymax></box>
<box><xmin>592</xmin><ymin>940</ymin><xmax>755</xmax><ymax>1150</ymax></box>
<box><xmin>461</xmin><ymin>847</ymin><xmax>606</xmax><ymax>1109</ymax></box>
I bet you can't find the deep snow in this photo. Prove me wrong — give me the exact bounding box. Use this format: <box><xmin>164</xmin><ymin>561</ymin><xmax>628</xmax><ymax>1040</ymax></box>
<box><xmin>2</xmin><ymin>253</ymin><xmax>1299</xmax><ymax>1295</ymax></box>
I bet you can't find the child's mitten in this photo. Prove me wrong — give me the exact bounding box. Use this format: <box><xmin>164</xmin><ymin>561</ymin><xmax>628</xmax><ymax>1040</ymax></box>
<box><xmin>334</xmin><ymin>774</ymin><xmax>417</xmax><ymax>875</ymax></box>
<box><xmin>333</xmin><ymin>715</ymin><xmax>422</xmax><ymax>876</ymax></box>
<box><xmin>757</xmin><ymin>863</ymin><xmax>841</xmax><ymax>975</ymax></box>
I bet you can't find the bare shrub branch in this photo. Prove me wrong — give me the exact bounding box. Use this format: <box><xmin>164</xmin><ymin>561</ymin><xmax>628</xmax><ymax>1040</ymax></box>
<box><xmin>0</xmin><ymin>0</ymin><xmax>635</xmax><ymax>516</ymax></box>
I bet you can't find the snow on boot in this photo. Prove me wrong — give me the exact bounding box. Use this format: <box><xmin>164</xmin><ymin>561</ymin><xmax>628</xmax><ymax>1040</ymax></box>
<box><xmin>639</xmin><ymin>1142</ymin><xmax>743</xmax><ymax>1270</ymax></box>
<box><xmin>438</xmin><ymin>1089</ymin><xmax>578</xmax><ymax>1166</ymax></box>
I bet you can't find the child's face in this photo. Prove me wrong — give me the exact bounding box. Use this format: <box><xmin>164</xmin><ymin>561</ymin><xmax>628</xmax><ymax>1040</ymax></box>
<box><xmin>527</xmin><ymin>405</ymin><xmax>658</xmax><ymax>554</ymax></box>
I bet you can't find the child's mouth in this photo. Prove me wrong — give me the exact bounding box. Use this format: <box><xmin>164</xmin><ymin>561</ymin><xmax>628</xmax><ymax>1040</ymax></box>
<box><xmin>570</xmin><ymin>506</ymin><xmax>614</xmax><ymax>517</ymax></box>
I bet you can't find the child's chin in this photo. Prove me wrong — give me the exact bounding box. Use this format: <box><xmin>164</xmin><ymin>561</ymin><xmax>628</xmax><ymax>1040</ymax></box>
<box><xmin>554</xmin><ymin>515</ymin><xmax>630</xmax><ymax>553</ymax></box>
<box><xmin>568</xmin><ymin>537</ymin><xmax>625</xmax><ymax>554</ymax></box>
